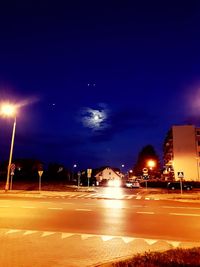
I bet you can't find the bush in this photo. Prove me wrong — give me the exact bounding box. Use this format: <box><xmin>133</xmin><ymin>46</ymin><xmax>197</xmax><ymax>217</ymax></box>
<box><xmin>110</xmin><ymin>247</ymin><xmax>200</xmax><ymax>267</ymax></box>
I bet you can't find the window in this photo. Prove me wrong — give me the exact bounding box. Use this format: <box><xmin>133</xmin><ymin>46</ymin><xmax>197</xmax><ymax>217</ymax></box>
<box><xmin>198</xmin><ymin>141</ymin><xmax>200</xmax><ymax>146</ymax></box>
<box><xmin>109</xmin><ymin>172</ymin><xmax>111</xmax><ymax>175</ymax></box>
<box><xmin>197</xmin><ymin>131</ymin><xmax>200</xmax><ymax>136</ymax></box>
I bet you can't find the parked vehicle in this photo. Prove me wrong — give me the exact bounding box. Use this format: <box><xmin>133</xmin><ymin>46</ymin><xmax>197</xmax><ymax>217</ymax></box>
<box><xmin>125</xmin><ymin>180</ymin><xmax>140</xmax><ymax>188</ymax></box>
<box><xmin>167</xmin><ymin>182</ymin><xmax>192</xmax><ymax>190</ymax></box>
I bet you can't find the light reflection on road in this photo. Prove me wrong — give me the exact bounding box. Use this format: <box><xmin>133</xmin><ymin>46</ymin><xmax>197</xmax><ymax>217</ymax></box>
<box><xmin>103</xmin><ymin>200</ymin><xmax>124</xmax><ymax>209</ymax></box>
<box><xmin>102</xmin><ymin>187</ymin><xmax>124</xmax><ymax>199</ymax></box>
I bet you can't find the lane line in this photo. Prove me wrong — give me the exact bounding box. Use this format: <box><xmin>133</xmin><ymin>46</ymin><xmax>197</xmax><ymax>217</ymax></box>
<box><xmin>0</xmin><ymin>205</ymin><xmax>10</xmax><ymax>208</ymax></box>
<box><xmin>170</xmin><ymin>213</ymin><xmax>200</xmax><ymax>217</ymax></box>
<box><xmin>163</xmin><ymin>206</ymin><xmax>200</xmax><ymax>210</ymax></box>
<box><xmin>75</xmin><ymin>208</ymin><xmax>92</xmax><ymax>211</ymax></box>
<box><xmin>48</xmin><ymin>207</ymin><xmax>63</xmax><ymax>210</ymax></box>
<box><xmin>136</xmin><ymin>211</ymin><xmax>155</xmax><ymax>214</ymax></box>
<box><xmin>21</xmin><ymin>206</ymin><xmax>36</xmax><ymax>209</ymax></box>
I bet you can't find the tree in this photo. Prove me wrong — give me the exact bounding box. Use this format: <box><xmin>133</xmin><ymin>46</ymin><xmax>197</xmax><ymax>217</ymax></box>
<box><xmin>133</xmin><ymin>145</ymin><xmax>161</xmax><ymax>178</ymax></box>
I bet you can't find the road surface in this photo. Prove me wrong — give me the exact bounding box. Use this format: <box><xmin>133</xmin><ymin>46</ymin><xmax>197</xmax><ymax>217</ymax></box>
<box><xmin>0</xmin><ymin>190</ymin><xmax>200</xmax><ymax>266</ymax></box>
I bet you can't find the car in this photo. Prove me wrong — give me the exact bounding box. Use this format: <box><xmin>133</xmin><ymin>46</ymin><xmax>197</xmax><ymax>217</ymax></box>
<box><xmin>167</xmin><ymin>182</ymin><xmax>192</xmax><ymax>190</ymax></box>
<box><xmin>125</xmin><ymin>180</ymin><xmax>140</xmax><ymax>188</ymax></box>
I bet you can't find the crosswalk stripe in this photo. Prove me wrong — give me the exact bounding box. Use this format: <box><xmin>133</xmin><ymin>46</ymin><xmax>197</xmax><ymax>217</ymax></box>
<box><xmin>41</xmin><ymin>231</ymin><xmax>55</xmax><ymax>237</ymax></box>
<box><xmin>24</xmin><ymin>230</ymin><xmax>38</xmax><ymax>235</ymax></box>
<box><xmin>6</xmin><ymin>229</ymin><xmax>21</xmax><ymax>234</ymax></box>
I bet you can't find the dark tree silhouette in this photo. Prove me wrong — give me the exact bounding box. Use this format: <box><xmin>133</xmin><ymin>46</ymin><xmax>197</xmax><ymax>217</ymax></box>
<box><xmin>133</xmin><ymin>145</ymin><xmax>161</xmax><ymax>178</ymax></box>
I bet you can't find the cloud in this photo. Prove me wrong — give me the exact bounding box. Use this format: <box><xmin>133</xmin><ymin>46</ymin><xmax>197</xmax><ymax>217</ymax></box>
<box><xmin>80</xmin><ymin>104</ymin><xmax>110</xmax><ymax>131</ymax></box>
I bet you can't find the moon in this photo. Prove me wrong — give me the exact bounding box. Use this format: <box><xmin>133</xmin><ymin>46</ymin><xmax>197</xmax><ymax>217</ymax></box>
<box><xmin>81</xmin><ymin>106</ymin><xmax>109</xmax><ymax>131</ymax></box>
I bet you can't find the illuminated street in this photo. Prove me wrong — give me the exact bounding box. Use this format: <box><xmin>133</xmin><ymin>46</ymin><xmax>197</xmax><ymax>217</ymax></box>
<box><xmin>0</xmin><ymin>189</ymin><xmax>200</xmax><ymax>266</ymax></box>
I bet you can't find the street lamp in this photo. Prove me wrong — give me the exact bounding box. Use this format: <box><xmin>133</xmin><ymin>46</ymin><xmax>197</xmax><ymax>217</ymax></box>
<box><xmin>0</xmin><ymin>103</ymin><xmax>17</xmax><ymax>191</ymax></box>
<box><xmin>147</xmin><ymin>159</ymin><xmax>156</xmax><ymax>170</ymax></box>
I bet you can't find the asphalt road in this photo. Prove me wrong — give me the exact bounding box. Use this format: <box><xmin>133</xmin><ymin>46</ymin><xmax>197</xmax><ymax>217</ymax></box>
<box><xmin>0</xmin><ymin>193</ymin><xmax>200</xmax><ymax>242</ymax></box>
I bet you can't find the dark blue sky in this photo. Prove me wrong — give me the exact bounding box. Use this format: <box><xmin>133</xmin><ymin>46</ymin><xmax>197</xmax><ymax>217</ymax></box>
<box><xmin>1</xmin><ymin>0</ymin><xmax>200</xmax><ymax>171</ymax></box>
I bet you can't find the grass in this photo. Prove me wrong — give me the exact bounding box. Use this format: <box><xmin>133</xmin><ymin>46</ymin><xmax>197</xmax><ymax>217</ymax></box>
<box><xmin>108</xmin><ymin>247</ymin><xmax>200</xmax><ymax>267</ymax></box>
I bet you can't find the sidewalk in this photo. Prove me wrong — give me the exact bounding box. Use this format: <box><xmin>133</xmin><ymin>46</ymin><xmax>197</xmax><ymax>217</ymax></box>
<box><xmin>0</xmin><ymin>228</ymin><xmax>199</xmax><ymax>267</ymax></box>
<box><xmin>144</xmin><ymin>190</ymin><xmax>200</xmax><ymax>202</ymax></box>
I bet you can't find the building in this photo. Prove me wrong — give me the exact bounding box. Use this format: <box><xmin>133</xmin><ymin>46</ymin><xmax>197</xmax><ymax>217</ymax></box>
<box><xmin>95</xmin><ymin>167</ymin><xmax>123</xmax><ymax>183</ymax></box>
<box><xmin>163</xmin><ymin>125</ymin><xmax>200</xmax><ymax>181</ymax></box>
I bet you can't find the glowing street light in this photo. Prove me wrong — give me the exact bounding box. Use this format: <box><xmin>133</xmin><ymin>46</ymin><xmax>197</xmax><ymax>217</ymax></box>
<box><xmin>147</xmin><ymin>159</ymin><xmax>156</xmax><ymax>170</ymax></box>
<box><xmin>0</xmin><ymin>103</ymin><xmax>17</xmax><ymax>191</ymax></box>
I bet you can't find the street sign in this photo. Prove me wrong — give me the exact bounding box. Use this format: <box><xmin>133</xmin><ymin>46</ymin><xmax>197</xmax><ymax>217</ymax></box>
<box><xmin>142</xmin><ymin>168</ymin><xmax>148</xmax><ymax>174</ymax></box>
<box><xmin>10</xmin><ymin>163</ymin><xmax>15</xmax><ymax>172</ymax></box>
<box><xmin>38</xmin><ymin>170</ymin><xmax>43</xmax><ymax>177</ymax></box>
<box><xmin>87</xmin><ymin>169</ymin><xmax>92</xmax><ymax>178</ymax></box>
<box><xmin>177</xmin><ymin>172</ymin><xmax>184</xmax><ymax>179</ymax></box>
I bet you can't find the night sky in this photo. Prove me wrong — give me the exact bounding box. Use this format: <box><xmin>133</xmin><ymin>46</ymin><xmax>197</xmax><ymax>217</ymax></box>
<box><xmin>1</xmin><ymin>0</ymin><xmax>200</xmax><ymax>171</ymax></box>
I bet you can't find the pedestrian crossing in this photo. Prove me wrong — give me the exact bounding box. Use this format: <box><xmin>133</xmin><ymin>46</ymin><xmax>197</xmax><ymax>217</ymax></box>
<box><xmin>45</xmin><ymin>192</ymin><xmax>142</xmax><ymax>200</ymax></box>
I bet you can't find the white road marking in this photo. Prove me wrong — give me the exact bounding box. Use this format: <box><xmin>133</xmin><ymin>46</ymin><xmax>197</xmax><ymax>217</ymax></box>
<box><xmin>166</xmin><ymin>241</ymin><xmax>181</xmax><ymax>248</ymax></box>
<box><xmin>23</xmin><ymin>230</ymin><xmax>37</xmax><ymax>235</ymax></box>
<box><xmin>101</xmin><ymin>235</ymin><xmax>114</xmax><ymax>241</ymax></box>
<box><xmin>61</xmin><ymin>233</ymin><xmax>74</xmax><ymax>239</ymax></box>
<box><xmin>41</xmin><ymin>231</ymin><xmax>56</xmax><ymax>237</ymax></box>
<box><xmin>6</xmin><ymin>229</ymin><xmax>21</xmax><ymax>234</ymax></box>
<box><xmin>48</xmin><ymin>207</ymin><xmax>63</xmax><ymax>210</ymax></box>
<box><xmin>145</xmin><ymin>239</ymin><xmax>158</xmax><ymax>245</ymax></box>
<box><xmin>40</xmin><ymin>202</ymin><xmax>52</xmax><ymax>204</ymax></box>
<box><xmin>170</xmin><ymin>213</ymin><xmax>200</xmax><ymax>217</ymax></box>
<box><xmin>145</xmin><ymin>197</ymin><xmax>150</xmax><ymax>200</ymax></box>
<box><xmin>136</xmin><ymin>196</ymin><xmax>142</xmax><ymax>199</ymax></box>
<box><xmin>75</xmin><ymin>209</ymin><xmax>92</xmax><ymax>211</ymax></box>
<box><xmin>121</xmin><ymin>237</ymin><xmax>136</xmax><ymax>243</ymax></box>
<box><xmin>137</xmin><ymin>211</ymin><xmax>155</xmax><ymax>215</ymax></box>
<box><xmin>78</xmin><ymin>194</ymin><xmax>87</xmax><ymax>198</ymax></box>
<box><xmin>63</xmin><ymin>202</ymin><xmax>73</xmax><ymax>205</ymax></box>
<box><xmin>0</xmin><ymin>205</ymin><xmax>10</xmax><ymax>208</ymax></box>
<box><xmin>2</xmin><ymin>228</ymin><xmax>199</xmax><ymax>249</ymax></box>
<box><xmin>21</xmin><ymin>206</ymin><xmax>36</xmax><ymax>209</ymax></box>
<box><xmin>163</xmin><ymin>206</ymin><xmax>200</xmax><ymax>210</ymax></box>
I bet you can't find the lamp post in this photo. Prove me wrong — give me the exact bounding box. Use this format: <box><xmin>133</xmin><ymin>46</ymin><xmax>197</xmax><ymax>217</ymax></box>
<box><xmin>72</xmin><ymin>164</ymin><xmax>77</xmax><ymax>181</ymax></box>
<box><xmin>147</xmin><ymin>159</ymin><xmax>156</xmax><ymax>179</ymax></box>
<box><xmin>0</xmin><ymin>103</ymin><xmax>17</xmax><ymax>191</ymax></box>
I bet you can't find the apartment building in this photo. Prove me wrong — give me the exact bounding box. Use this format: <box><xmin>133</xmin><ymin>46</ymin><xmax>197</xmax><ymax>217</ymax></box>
<box><xmin>163</xmin><ymin>125</ymin><xmax>200</xmax><ymax>181</ymax></box>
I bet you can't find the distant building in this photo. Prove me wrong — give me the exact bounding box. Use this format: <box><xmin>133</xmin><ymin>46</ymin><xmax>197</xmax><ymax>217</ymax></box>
<box><xmin>95</xmin><ymin>167</ymin><xmax>123</xmax><ymax>183</ymax></box>
<box><xmin>163</xmin><ymin>125</ymin><xmax>200</xmax><ymax>181</ymax></box>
